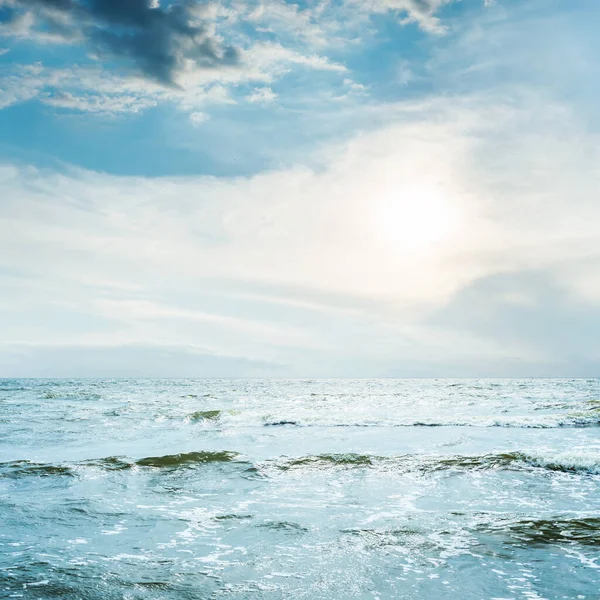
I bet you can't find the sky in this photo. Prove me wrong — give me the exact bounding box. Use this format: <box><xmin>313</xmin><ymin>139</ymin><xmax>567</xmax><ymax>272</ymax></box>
<box><xmin>1</xmin><ymin>0</ymin><xmax>599</xmax><ymax>378</ymax></box>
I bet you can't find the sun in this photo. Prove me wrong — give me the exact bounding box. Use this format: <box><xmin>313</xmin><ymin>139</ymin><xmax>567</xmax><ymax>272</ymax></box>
<box><xmin>373</xmin><ymin>182</ymin><xmax>458</xmax><ymax>252</ymax></box>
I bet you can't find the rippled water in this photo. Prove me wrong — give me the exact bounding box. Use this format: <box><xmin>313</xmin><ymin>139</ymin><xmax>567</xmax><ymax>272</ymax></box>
<box><xmin>1</xmin><ymin>378</ymin><xmax>599</xmax><ymax>599</ymax></box>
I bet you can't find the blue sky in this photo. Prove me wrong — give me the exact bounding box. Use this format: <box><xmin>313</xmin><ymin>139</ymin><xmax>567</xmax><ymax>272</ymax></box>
<box><xmin>1</xmin><ymin>0</ymin><xmax>600</xmax><ymax>377</ymax></box>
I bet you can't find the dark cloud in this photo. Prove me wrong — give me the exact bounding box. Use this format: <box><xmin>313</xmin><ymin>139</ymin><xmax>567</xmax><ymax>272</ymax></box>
<box><xmin>1</xmin><ymin>0</ymin><xmax>240</xmax><ymax>86</ymax></box>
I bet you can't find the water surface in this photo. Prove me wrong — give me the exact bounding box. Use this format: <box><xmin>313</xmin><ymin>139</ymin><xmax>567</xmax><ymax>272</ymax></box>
<box><xmin>1</xmin><ymin>378</ymin><xmax>599</xmax><ymax>598</ymax></box>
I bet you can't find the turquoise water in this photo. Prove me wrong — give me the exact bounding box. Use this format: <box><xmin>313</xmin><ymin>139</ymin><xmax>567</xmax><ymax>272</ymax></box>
<box><xmin>1</xmin><ymin>378</ymin><xmax>599</xmax><ymax>599</ymax></box>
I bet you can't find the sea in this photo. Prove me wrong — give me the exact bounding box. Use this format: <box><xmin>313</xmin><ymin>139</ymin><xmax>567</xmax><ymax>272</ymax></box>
<box><xmin>1</xmin><ymin>378</ymin><xmax>599</xmax><ymax>599</ymax></box>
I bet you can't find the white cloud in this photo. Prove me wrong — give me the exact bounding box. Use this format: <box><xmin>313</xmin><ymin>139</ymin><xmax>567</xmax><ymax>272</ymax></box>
<box><xmin>42</xmin><ymin>90</ymin><xmax>158</xmax><ymax>114</ymax></box>
<box><xmin>245</xmin><ymin>0</ymin><xmax>329</xmax><ymax>47</ymax></box>
<box><xmin>363</xmin><ymin>0</ymin><xmax>455</xmax><ymax>33</ymax></box>
<box><xmin>0</xmin><ymin>39</ymin><xmax>346</xmax><ymax>116</ymax></box>
<box><xmin>337</xmin><ymin>78</ymin><xmax>369</xmax><ymax>100</ymax></box>
<box><xmin>189</xmin><ymin>111</ymin><xmax>210</xmax><ymax>125</ymax></box>
<box><xmin>396</xmin><ymin>59</ymin><xmax>414</xmax><ymax>85</ymax></box>
<box><xmin>241</xmin><ymin>42</ymin><xmax>347</xmax><ymax>76</ymax></box>
<box><xmin>343</xmin><ymin>78</ymin><xmax>367</xmax><ymax>91</ymax></box>
<box><xmin>246</xmin><ymin>86</ymin><xmax>277</xmax><ymax>103</ymax></box>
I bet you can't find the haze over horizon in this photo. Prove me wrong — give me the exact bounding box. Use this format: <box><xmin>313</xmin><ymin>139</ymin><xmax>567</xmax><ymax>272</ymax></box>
<box><xmin>1</xmin><ymin>0</ymin><xmax>599</xmax><ymax>378</ymax></box>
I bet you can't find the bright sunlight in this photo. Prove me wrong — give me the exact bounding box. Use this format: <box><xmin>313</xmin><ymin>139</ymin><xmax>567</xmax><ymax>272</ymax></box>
<box><xmin>373</xmin><ymin>182</ymin><xmax>459</xmax><ymax>252</ymax></box>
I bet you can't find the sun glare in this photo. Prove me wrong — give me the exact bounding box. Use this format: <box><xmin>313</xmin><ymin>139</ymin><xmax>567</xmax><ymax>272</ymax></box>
<box><xmin>373</xmin><ymin>183</ymin><xmax>458</xmax><ymax>252</ymax></box>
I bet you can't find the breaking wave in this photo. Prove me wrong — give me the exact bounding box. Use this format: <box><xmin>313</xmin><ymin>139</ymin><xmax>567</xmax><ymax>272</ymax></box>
<box><xmin>2</xmin><ymin>449</ymin><xmax>598</xmax><ymax>480</ymax></box>
<box><xmin>263</xmin><ymin>450</ymin><xmax>600</xmax><ymax>475</ymax></box>
<box><xmin>0</xmin><ymin>451</ymin><xmax>245</xmax><ymax>478</ymax></box>
<box><xmin>213</xmin><ymin>411</ymin><xmax>600</xmax><ymax>429</ymax></box>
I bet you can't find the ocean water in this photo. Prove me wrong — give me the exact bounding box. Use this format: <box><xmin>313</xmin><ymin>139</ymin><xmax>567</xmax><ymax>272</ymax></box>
<box><xmin>1</xmin><ymin>379</ymin><xmax>599</xmax><ymax>599</ymax></box>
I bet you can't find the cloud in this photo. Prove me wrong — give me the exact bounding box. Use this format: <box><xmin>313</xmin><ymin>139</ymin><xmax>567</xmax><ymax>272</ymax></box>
<box><xmin>367</xmin><ymin>0</ymin><xmax>455</xmax><ymax>33</ymax></box>
<box><xmin>246</xmin><ymin>86</ymin><xmax>276</xmax><ymax>103</ymax></box>
<box><xmin>189</xmin><ymin>110</ymin><xmax>209</xmax><ymax>125</ymax></box>
<box><xmin>245</xmin><ymin>0</ymin><xmax>329</xmax><ymax>47</ymax></box>
<box><xmin>243</xmin><ymin>41</ymin><xmax>347</xmax><ymax>75</ymax></box>
<box><xmin>343</xmin><ymin>78</ymin><xmax>367</xmax><ymax>92</ymax></box>
<box><xmin>426</xmin><ymin>270</ymin><xmax>600</xmax><ymax>376</ymax></box>
<box><xmin>0</xmin><ymin>0</ymin><xmax>461</xmax><ymax>121</ymax></box>
<box><xmin>0</xmin><ymin>39</ymin><xmax>346</xmax><ymax>115</ymax></box>
<box><xmin>0</xmin><ymin>0</ymin><xmax>347</xmax><ymax>102</ymax></box>
<box><xmin>42</xmin><ymin>89</ymin><xmax>158</xmax><ymax>114</ymax></box>
<box><xmin>2</xmin><ymin>81</ymin><xmax>600</xmax><ymax>375</ymax></box>
<box><xmin>335</xmin><ymin>77</ymin><xmax>368</xmax><ymax>100</ymax></box>
<box><xmin>0</xmin><ymin>0</ymin><xmax>449</xmax><ymax>117</ymax></box>
<box><xmin>241</xmin><ymin>0</ymin><xmax>458</xmax><ymax>43</ymax></box>
<box><xmin>0</xmin><ymin>0</ymin><xmax>241</xmax><ymax>86</ymax></box>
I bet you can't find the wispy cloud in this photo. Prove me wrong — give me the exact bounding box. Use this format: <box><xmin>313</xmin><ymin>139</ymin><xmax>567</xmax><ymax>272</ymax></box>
<box><xmin>189</xmin><ymin>111</ymin><xmax>209</xmax><ymax>125</ymax></box>
<box><xmin>370</xmin><ymin>0</ymin><xmax>456</xmax><ymax>33</ymax></box>
<box><xmin>0</xmin><ymin>40</ymin><xmax>346</xmax><ymax>115</ymax></box>
<box><xmin>0</xmin><ymin>44</ymin><xmax>345</xmax><ymax>115</ymax></box>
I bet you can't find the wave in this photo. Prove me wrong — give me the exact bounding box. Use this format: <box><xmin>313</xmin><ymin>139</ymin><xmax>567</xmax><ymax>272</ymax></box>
<box><xmin>0</xmin><ymin>460</ymin><xmax>75</xmax><ymax>478</ymax></box>
<box><xmin>2</xmin><ymin>448</ymin><xmax>598</xmax><ymax>480</ymax></box>
<box><xmin>340</xmin><ymin>527</ymin><xmax>424</xmax><ymax>550</ymax></box>
<box><xmin>405</xmin><ymin>451</ymin><xmax>598</xmax><ymax>475</ymax></box>
<box><xmin>200</xmin><ymin>411</ymin><xmax>600</xmax><ymax>429</ymax></box>
<box><xmin>517</xmin><ymin>451</ymin><xmax>600</xmax><ymax>474</ymax></box>
<box><xmin>186</xmin><ymin>410</ymin><xmax>222</xmax><ymax>422</ymax></box>
<box><xmin>0</xmin><ymin>451</ymin><xmax>245</xmax><ymax>478</ymax></box>
<box><xmin>264</xmin><ymin>450</ymin><xmax>600</xmax><ymax>476</ymax></box>
<box><xmin>275</xmin><ymin>453</ymin><xmax>377</xmax><ymax>470</ymax></box>
<box><xmin>257</xmin><ymin>520</ymin><xmax>309</xmax><ymax>533</ymax></box>
<box><xmin>341</xmin><ymin>515</ymin><xmax>600</xmax><ymax>550</ymax></box>
<box><xmin>269</xmin><ymin>452</ymin><xmax>509</xmax><ymax>473</ymax></box>
<box><xmin>479</xmin><ymin>516</ymin><xmax>600</xmax><ymax>546</ymax></box>
<box><xmin>83</xmin><ymin>456</ymin><xmax>134</xmax><ymax>470</ymax></box>
<box><xmin>161</xmin><ymin>401</ymin><xmax>600</xmax><ymax>429</ymax></box>
<box><xmin>135</xmin><ymin>450</ymin><xmax>242</xmax><ymax>468</ymax></box>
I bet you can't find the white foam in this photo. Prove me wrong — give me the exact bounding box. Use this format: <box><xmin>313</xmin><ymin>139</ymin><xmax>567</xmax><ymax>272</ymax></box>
<box><xmin>521</xmin><ymin>450</ymin><xmax>600</xmax><ymax>474</ymax></box>
<box><xmin>214</xmin><ymin>410</ymin><xmax>600</xmax><ymax>429</ymax></box>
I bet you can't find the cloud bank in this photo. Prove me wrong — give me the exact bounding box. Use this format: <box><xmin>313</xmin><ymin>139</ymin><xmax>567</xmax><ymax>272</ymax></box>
<box><xmin>2</xmin><ymin>85</ymin><xmax>600</xmax><ymax>376</ymax></box>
